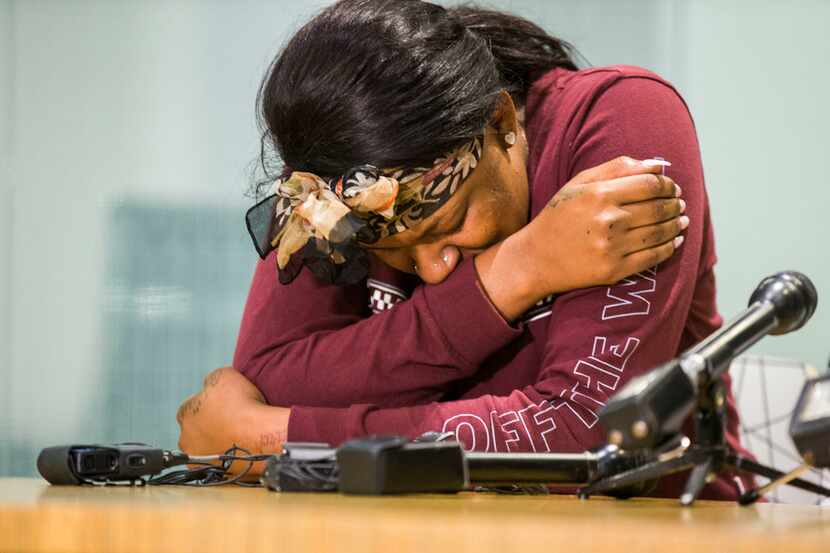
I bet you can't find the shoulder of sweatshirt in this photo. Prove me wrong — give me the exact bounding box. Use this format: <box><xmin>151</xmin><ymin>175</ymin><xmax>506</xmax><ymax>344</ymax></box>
<box><xmin>524</xmin><ymin>64</ymin><xmax>696</xmax><ymax>216</ymax></box>
<box><xmin>526</xmin><ymin>64</ymin><xmax>688</xmax><ymax>123</ymax></box>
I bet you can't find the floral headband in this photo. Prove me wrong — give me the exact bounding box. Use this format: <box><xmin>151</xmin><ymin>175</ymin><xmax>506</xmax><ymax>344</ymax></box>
<box><xmin>245</xmin><ymin>136</ymin><xmax>483</xmax><ymax>285</ymax></box>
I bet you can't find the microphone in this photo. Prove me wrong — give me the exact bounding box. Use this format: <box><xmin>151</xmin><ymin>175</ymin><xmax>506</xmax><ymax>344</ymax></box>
<box><xmin>686</xmin><ymin>271</ymin><xmax>817</xmax><ymax>378</ymax></box>
<box><xmin>599</xmin><ymin>271</ymin><xmax>818</xmax><ymax>451</ymax></box>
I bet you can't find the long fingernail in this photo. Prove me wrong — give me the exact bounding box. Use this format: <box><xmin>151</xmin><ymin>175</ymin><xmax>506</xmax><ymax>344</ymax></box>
<box><xmin>679</xmin><ymin>216</ymin><xmax>690</xmax><ymax>229</ymax></box>
<box><xmin>675</xmin><ymin>184</ymin><xmax>682</xmax><ymax>197</ymax></box>
<box><xmin>679</xmin><ymin>199</ymin><xmax>687</xmax><ymax>213</ymax></box>
<box><xmin>642</xmin><ymin>158</ymin><xmax>672</xmax><ymax>168</ymax></box>
<box><xmin>674</xmin><ymin>235</ymin><xmax>685</xmax><ymax>248</ymax></box>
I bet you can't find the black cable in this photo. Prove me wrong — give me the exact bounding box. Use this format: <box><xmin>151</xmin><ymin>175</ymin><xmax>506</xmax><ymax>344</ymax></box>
<box><xmin>147</xmin><ymin>445</ymin><xmax>274</xmax><ymax>487</ymax></box>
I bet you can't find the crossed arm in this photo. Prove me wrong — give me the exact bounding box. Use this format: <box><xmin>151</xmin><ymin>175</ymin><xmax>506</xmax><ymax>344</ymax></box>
<box><xmin>176</xmin><ymin>77</ymin><xmax>705</xmax><ymax>472</ymax></box>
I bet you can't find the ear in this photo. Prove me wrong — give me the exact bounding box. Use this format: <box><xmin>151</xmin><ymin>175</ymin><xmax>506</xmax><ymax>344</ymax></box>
<box><xmin>489</xmin><ymin>90</ymin><xmax>520</xmax><ymax>138</ymax></box>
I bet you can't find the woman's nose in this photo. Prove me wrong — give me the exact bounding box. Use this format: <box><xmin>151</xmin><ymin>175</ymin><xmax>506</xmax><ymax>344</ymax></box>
<box><xmin>412</xmin><ymin>245</ymin><xmax>460</xmax><ymax>284</ymax></box>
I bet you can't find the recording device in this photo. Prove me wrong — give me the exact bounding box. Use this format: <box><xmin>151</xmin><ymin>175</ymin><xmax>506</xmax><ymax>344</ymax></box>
<box><xmin>337</xmin><ymin>436</ymin><xmax>466</xmax><ymax>494</ymax></box>
<box><xmin>738</xmin><ymin>372</ymin><xmax>830</xmax><ymax>504</ymax></box>
<box><xmin>37</xmin><ymin>443</ymin><xmax>271</xmax><ymax>486</ymax></box>
<box><xmin>37</xmin><ymin>443</ymin><xmax>177</xmax><ymax>485</ymax></box>
<box><xmin>790</xmin><ymin>373</ymin><xmax>830</xmax><ymax>468</ymax></box>
<box><xmin>599</xmin><ymin>271</ymin><xmax>818</xmax><ymax>451</ymax></box>
<box><xmin>262</xmin><ymin>442</ymin><xmax>338</xmax><ymax>492</ymax></box>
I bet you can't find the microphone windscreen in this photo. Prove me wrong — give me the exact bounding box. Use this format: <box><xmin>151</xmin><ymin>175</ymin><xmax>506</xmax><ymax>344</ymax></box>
<box><xmin>749</xmin><ymin>271</ymin><xmax>817</xmax><ymax>335</ymax></box>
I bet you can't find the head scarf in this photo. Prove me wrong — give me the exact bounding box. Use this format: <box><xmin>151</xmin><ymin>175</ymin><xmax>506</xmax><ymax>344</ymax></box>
<box><xmin>245</xmin><ymin>136</ymin><xmax>483</xmax><ymax>285</ymax></box>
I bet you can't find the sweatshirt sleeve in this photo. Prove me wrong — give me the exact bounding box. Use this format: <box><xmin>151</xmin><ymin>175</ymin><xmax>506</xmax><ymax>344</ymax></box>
<box><xmin>287</xmin><ymin>75</ymin><xmax>711</xmax><ymax>451</ymax></box>
<box><xmin>233</xmin><ymin>249</ymin><xmax>521</xmax><ymax>408</ymax></box>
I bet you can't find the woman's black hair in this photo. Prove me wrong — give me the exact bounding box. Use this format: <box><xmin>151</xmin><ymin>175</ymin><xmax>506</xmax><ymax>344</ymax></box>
<box><xmin>254</xmin><ymin>0</ymin><xmax>577</xmax><ymax>193</ymax></box>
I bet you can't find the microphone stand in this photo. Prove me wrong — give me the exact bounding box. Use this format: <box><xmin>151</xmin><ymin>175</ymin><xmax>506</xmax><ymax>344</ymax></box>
<box><xmin>581</xmin><ymin>271</ymin><xmax>830</xmax><ymax>505</ymax></box>
<box><xmin>578</xmin><ymin>375</ymin><xmax>830</xmax><ymax>505</ymax></box>
<box><xmin>333</xmin><ymin>436</ymin><xmax>656</xmax><ymax>496</ymax></box>
<box><xmin>466</xmin><ymin>451</ymin><xmax>597</xmax><ymax>487</ymax></box>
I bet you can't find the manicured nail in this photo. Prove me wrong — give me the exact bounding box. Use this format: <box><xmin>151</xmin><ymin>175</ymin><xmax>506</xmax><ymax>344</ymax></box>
<box><xmin>679</xmin><ymin>216</ymin><xmax>690</xmax><ymax>229</ymax></box>
<box><xmin>674</xmin><ymin>235</ymin><xmax>685</xmax><ymax>248</ymax></box>
<box><xmin>679</xmin><ymin>199</ymin><xmax>687</xmax><ymax>213</ymax></box>
<box><xmin>642</xmin><ymin>158</ymin><xmax>672</xmax><ymax>168</ymax></box>
<box><xmin>674</xmin><ymin>184</ymin><xmax>682</xmax><ymax>197</ymax></box>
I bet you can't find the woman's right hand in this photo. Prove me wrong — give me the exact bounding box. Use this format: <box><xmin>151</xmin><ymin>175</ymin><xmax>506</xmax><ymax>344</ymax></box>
<box><xmin>521</xmin><ymin>156</ymin><xmax>687</xmax><ymax>296</ymax></box>
<box><xmin>475</xmin><ymin>156</ymin><xmax>687</xmax><ymax>322</ymax></box>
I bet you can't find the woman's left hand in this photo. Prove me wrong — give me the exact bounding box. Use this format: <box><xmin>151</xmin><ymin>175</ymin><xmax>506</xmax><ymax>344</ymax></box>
<box><xmin>176</xmin><ymin>367</ymin><xmax>291</xmax><ymax>471</ymax></box>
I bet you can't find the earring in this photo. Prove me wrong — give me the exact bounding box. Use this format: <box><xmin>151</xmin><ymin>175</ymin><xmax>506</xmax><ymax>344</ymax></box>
<box><xmin>504</xmin><ymin>131</ymin><xmax>517</xmax><ymax>146</ymax></box>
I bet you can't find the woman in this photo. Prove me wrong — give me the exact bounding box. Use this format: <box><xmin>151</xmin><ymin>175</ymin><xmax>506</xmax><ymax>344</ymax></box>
<box><xmin>177</xmin><ymin>0</ymin><xmax>751</xmax><ymax>499</ymax></box>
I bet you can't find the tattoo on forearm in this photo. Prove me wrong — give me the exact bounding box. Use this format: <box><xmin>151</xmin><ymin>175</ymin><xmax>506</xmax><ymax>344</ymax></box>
<box><xmin>259</xmin><ymin>430</ymin><xmax>287</xmax><ymax>452</ymax></box>
<box><xmin>177</xmin><ymin>395</ymin><xmax>202</xmax><ymax>422</ymax></box>
<box><xmin>204</xmin><ymin>369</ymin><xmax>222</xmax><ymax>388</ymax></box>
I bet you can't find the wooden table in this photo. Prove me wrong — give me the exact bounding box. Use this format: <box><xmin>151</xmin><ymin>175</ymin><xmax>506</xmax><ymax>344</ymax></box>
<box><xmin>1</xmin><ymin>477</ymin><xmax>828</xmax><ymax>553</ymax></box>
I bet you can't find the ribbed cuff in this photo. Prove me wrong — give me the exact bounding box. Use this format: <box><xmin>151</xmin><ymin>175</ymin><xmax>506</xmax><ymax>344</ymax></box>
<box><xmin>421</xmin><ymin>258</ymin><xmax>522</xmax><ymax>369</ymax></box>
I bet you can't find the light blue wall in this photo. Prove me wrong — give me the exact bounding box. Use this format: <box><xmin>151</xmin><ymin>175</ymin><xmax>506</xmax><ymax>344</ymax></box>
<box><xmin>1</xmin><ymin>0</ymin><xmax>14</xmax><ymax>473</ymax></box>
<box><xmin>1</xmin><ymin>0</ymin><xmax>828</xmax><ymax>477</ymax></box>
<box><xmin>0</xmin><ymin>0</ymin><xmax>329</xmax><ymax>475</ymax></box>
<box><xmin>675</xmin><ymin>0</ymin><xmax>830</xmax><ymax>370</ymax></box>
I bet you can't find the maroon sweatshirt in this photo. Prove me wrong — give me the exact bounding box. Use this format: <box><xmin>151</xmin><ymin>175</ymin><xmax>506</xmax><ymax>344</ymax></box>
<box><xmin>234</xmin><ymin>66</ymin><xmax>754</xmax><ymax>500</ymax></box>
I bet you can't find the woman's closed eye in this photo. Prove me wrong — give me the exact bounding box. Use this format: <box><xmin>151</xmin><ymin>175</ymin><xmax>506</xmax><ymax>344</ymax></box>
<box><xmin>422</xmin><ymin>207</ymin><xmax>468</xmax><ymax>242</ymax></box>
